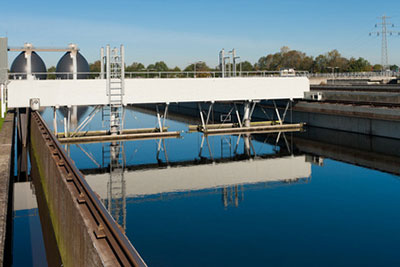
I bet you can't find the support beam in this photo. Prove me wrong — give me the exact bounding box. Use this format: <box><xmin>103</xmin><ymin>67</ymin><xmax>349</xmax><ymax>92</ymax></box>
<box><xmin>156</xmin><ymin>105</ymin><xmax>163</xmax><ymax>132</ymax></box>
<box><xmin>7</xmin><ymin>77</ymin><xmax>310</xmax><ymax>108</ymax></box>
<box><xmin>67</xmin><ymin>106</ymin><xmax>71</xmax><ymax>135</ymax></box>
<box><xmin>273</xmin><ymin>100</ymin><xmax>283</xmax><ymax>125</ymax></box>
<box><xmin>198</xmin><ymin>103</ymin><xmax>206</xmax><ymax>130</ymax></box>
<box><xmin>53</xmin><ymin>107</ymin><xmax>57</xmax><ymax>135</ymax></box>
<box><xmin>25</xmin><ymin>50</ymin><xmax>32</xmax><ymax>80</ymax></box>
<box><xmin>234</xmin><ymin>103</ymin><xmax>242</xmax><ymax>128</ymax></box>
<box><xmin>243</xmin><ymin>101</ymin><xmax>251</xmax><ymax>127</ymax></box>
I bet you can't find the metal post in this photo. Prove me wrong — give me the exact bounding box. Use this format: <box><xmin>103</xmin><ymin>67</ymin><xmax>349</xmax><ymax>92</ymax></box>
<box><xmin>243</xmin><ymin>101</ymin><xmax>251</xmax><ymax>156</ymax></box>
<box><xmin>71</xmin><ymin>105</ymin><xmax>78</xmax><ymax>130</ymax></box>
<box><xmin>243</xmin><ymin>101</ymin><xmax>251</xmax><ymax>127</ymax></box>
<box><xmin>156</xmin><ymin>105</ymin><xmax>163</xmax><ymax>132</ymax></box>
<box><xmin>234</xmin><ymin>103</ymin><xmax>242</xmax><ymax>128</ymax></box>
<box><xmin>273</xmin><ymin>101</ymin><xmax>283</xmax><ymax>125</ymax></box>
<box><xmin>100</xmin><ymin>47</ymin><xmax>104</xmax><ymax>79</ymax></box>
<box><xmin>53</xmin><ymin>107</ymin><xmax>57</xmax><ymax>135</ymax></box>
<box><xmin>67</xmin><ymin>106</ymin><xmax>71</xmax><ymax>136</ymax></box>
<box><xmin>198</xmin><ymin>103</ymin><xmax>206</xmax><ymax>130</ymax></box>
<box><xmin>106</xmin><ymin>45</ymin><xmax>111</xmax><ymax>95</ymax></box>
<box><xmin>25</xmin><ymin>50</ymin><xmax>32</xmax><ymax>80</ymax></box>
<box><xmin>220</xmin><ymin>49</ymin><xmax>225</xmax><ymax>78</ymax></box>
<box><xmin>63</xmin><ymin>117</ymin><xmax>68</xmax><ymax>138</ymax></box>
<box><xmin>206</xmin><ymin>102</ymin><xmax>214</xmax><ymax>125</ymax></box>
<box><xmin>71</xmin><ymin>46</ymin><xmax>78</xmax><ymax>80</ymax></box>
<box><xmin>232</xmin><ymin>49</ymin><xmax>236</xmax><ymax>77</ymax></box>
<box><xmin>120</xmin><ymin>44</ymin><xmax>125</xmax><ymax>95</ymax></box>
<box><xmin>163</xmin><ymin>103</ymin><xmax>169</xmax><ymax>128</ymax></box>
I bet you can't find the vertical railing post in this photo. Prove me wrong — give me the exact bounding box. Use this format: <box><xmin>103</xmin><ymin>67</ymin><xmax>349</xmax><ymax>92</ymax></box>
<box><xmin>106</xmin><ymin>45</ymin><xmax>110</xmax><ymax>96</ymax></box>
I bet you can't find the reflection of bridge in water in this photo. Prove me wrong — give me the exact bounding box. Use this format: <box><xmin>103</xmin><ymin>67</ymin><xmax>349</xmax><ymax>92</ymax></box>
<box><xmin>84</xmin><ymin>153</ymin><xmax>312</xmax><ymax>227</ymax></box>
<box><xmin>81</xmin><ymin>128</ymin><xmax>312</xmax><ymax>229</ymax></box>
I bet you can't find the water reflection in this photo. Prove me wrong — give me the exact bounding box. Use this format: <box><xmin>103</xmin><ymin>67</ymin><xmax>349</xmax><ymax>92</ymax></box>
<box><xmin>85</xmin><ymin>155</ymin><xmax>311</xmax><ymax>201</ymax></box>
<box><xmin>104</xmin><ymin>141</ymin><xmax>126</xmax><ymax>230</ymax></box>
<box><xmin>81</xmin><ymin>129</ymin><xmax>311</xmax><ymax>230</ymax></box>
<box><xmin>39</xmin><ymin>105</ymin><xmax>400</xmax><ymax>266</ymax></box>
<box><xmin>12</xmin><ymin>181</ymin><xmax>47</xmax><ymax>267</ymax></box>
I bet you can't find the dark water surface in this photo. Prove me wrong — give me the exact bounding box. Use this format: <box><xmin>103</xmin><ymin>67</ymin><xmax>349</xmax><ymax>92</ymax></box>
<box><xmin>35</xmin><ymin>106</ymin><xmax>400</xmax><ymax>266</ymax></box>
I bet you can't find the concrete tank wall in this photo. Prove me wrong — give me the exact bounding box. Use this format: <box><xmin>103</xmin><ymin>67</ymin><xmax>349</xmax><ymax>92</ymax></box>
<box><xmin>29</xmin><ymin>114</ymin><xmax>113</xmax><ymax>267</ymax></box>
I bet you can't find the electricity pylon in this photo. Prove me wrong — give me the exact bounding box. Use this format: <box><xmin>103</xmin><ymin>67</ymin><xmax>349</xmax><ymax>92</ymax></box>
<box><xmin>369</xmin><ymin>15</ymin><xmax>399</xmax><ymax>70</ymax></box>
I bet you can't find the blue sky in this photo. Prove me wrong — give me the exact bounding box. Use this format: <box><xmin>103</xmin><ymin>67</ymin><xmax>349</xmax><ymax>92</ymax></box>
<box><xmin>1</xmin><ymin>0</ymin><xmax>400</xmax><ymax>68</ymax></box>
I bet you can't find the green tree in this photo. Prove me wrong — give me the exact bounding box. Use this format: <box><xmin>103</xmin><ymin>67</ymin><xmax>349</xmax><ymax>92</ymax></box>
<box><xmin>390</xmin><ymin>64</ymin><xmax>399</xmax><ymax>71</ymax></box>
<box><xmin>184</xmin><ymin>62</ymin><xmax>210</xmax><ymax>72</ymax></box>
<box><xmin>126</xmin><ymin>62</ymin><xmax>145</xmax><ymax>72</ymax></box>
<box><xmin>348</xmin><ymin>57</ymin><xmax>371</xmax><ymax>72</ymax></box>
<box><xmin>184</xmin><ymin>62</ymin><xmax>211</xmax><ymax>77</ymax></box>
<box><xmin>47</xmin><ymin>66</ymin><xmax>56</xmax><ymax>79</ymax></box>
<box><xmin>324</xmin><ymin>49</ymin><xmax>349</xmax><ymax>71</ymax></box>
<box><xmin>153</xmin><ymin>61</ymin><xmax>169</xmax><ymax>72</ymax></box>
<box><xmin>237</xmin><ymin>61</ymin><xmax>254</xmax><ymax>72</ymax></box>
<box><xmin>89</xmin><ymin>60</ymin><xmax>101</xmax><ymax>72</ymax></box>
<box><xmin>373</xmin><ymin>64</ymin><xmax>383</xmax><ymax>71</ymax></box>
<box><xmin>256</xmin><ymin>46</ymin><xmax>314</xmax><ymax>71</ymax></box>
<box><xmin>171</xmin><ymin>66</ymin><xmax>181</xmax><ymax>72</ymax></box>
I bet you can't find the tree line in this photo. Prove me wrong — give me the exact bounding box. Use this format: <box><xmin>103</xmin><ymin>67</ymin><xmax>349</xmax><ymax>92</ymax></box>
<box><xmin>46</xmin><ymin>46</ymin><xmax>399</xmax><ymax>75</ymax></box>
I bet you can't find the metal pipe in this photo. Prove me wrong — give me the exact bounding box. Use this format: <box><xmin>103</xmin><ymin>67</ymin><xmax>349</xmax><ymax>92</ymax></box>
<box><xmin>63</xmin><ymin>117</ymin><xmax>68</xmax><ymax>138</ymax></box>
<box><xmin>25</xmin><ymin>50</ymin><xmax>32</xmax><ymax>80</ymax></box>
<box><xmin>71</xmin><ymin>51</ymin><xmax>77</xmax><ymax>80</ymax></box>
<box><xmin>243</xmin><ymin>101</ymin><xmax>251</xmax><ymax>127</ymax></box>
<box><xmin>53</xmin><ymin>107</ymin><xmax>57</xmax><ymax>135</ymax></box>
<box><xmin>120</xmin><ymin>44</ymin><xmax>125</xmax><ymax>95</ymax></box>
<box><xmin>67</xmin><ymin>106</ymin><xmax>71</xmax><ymax>135</ymax></box>
<box><xmin>100</xmin><ymin>47</ymin><xmax>104</xmax><ymax>79</ymax></box>
<box><xmin>106</xmin><ymin>45</ymin><xmax>110</xmax><ymax>95</ymax></box>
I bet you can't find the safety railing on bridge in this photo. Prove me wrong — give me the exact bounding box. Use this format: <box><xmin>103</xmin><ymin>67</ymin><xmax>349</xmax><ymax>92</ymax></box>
<box><xmin>308</xmin><ymin>71</ymin><xmax>399</xmax><ymax>78</ymax></box>
<box><xmin>9</xmin><ymin>70</ymin><xmax>399</xmax><ymax>80</ymax></box>
<box><xmin>7</xmin><ymin>70</ymin><xmax>309</xmax><ymax>80</ymax></box>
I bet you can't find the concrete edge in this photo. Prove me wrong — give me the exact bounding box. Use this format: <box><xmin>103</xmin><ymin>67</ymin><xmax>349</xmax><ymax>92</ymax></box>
<box><xmin>0</xmin><ymin>111</ymin><xmax>15</xmax><ymax>266</ymax></box>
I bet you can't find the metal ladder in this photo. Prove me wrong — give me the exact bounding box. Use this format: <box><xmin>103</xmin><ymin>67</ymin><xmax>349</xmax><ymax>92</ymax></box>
<box><xmin>106</xmin><ymin>45</ymin><xmax>125</xmax><ymax>134</ymax></box>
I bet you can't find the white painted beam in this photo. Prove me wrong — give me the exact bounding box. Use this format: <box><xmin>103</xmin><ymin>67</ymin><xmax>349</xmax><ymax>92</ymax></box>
<box><xmin>7</xmin><ymin>77</ymin><xmax>309</xmax><ymax>108</ymax></box>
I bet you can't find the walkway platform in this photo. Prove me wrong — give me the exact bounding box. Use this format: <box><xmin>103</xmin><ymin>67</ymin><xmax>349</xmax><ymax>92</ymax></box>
<box><xmin>189</xmin><ymin>121</ymin><xmax>304</xmax><ymax>135</ymax></box>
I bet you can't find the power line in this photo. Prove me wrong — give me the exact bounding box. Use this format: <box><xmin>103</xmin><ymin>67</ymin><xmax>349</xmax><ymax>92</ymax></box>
<box><xmin>370</xmin><ymin>15</ymin><xmax>399</xmax><ymax>70</ymax></box>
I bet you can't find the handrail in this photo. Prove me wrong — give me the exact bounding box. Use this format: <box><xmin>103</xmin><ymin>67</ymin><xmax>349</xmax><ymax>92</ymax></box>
<box><xmin>8</xmin><ymin>70</ymin><xmax>399</xmax><ymax>80</ymax></box>
<box><xmin>8</xmin><ymin>70</ymin><xmax>309</xmax><ymax>80</ymax></box>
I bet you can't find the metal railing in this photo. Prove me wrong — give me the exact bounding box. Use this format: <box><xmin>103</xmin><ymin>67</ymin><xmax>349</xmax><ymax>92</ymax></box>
<box><xmin>8</xmin><ymin>70</ymin><xmax>309</xmax><ymax>80</ymax></box>
<box><xmin>8</xmin><ymin>70</ymin><xmax>399</xmax><ymax>80</ymax></box>
<box><xmin>308</xmin><ymin>71</ymin><xmax>399</xmax><ymax>78</ymax></box>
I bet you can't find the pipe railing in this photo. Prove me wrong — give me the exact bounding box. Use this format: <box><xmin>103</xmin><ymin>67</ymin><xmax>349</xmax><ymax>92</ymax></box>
<box><xmin>308</xmin><ymin>71</ymin><xmax>399</xmax><ymax>78</ymax></box>
<box><xmin>7</xmin><ymin>70</ymin><xmax>399</xmax><ymax>80</ymax></box>
<box><xmin>8</xmin><ymin>70</ymin><xmax>309</xmax><ymax>80</ymax></box>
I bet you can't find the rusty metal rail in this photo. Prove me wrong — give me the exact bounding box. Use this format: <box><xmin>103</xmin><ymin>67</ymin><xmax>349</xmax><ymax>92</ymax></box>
<box><xmin>32</xmin><ymin>111</ymin><xmax>147</xmax><ymax>267</ymax></box>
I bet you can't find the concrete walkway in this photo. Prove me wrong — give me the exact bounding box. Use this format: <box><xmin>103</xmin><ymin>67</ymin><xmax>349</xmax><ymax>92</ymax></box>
<box><xmin>0</xmin><ymin>111</ymin><xmax>14</xmax><ymax>266</ymax></box>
